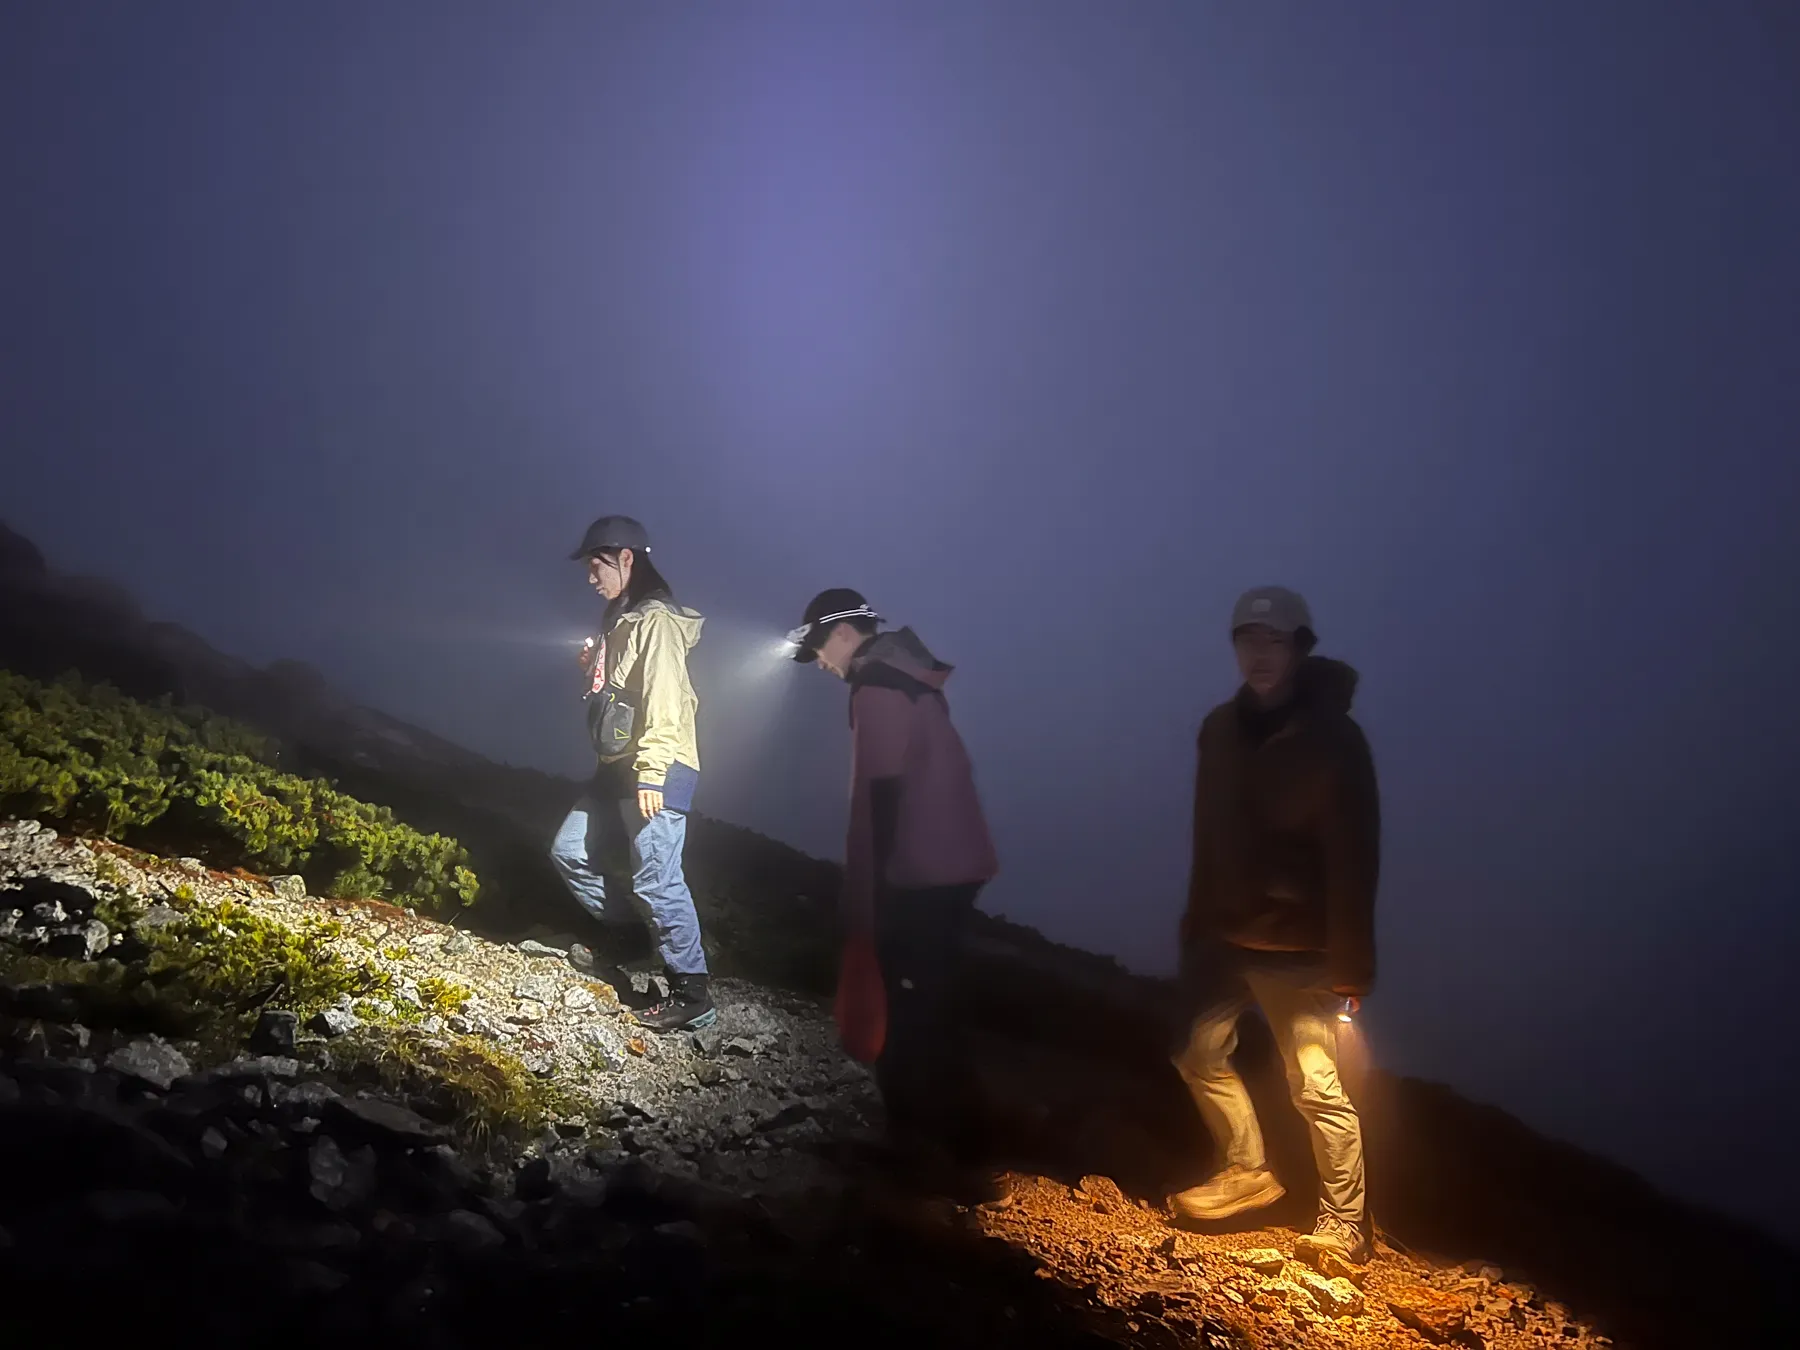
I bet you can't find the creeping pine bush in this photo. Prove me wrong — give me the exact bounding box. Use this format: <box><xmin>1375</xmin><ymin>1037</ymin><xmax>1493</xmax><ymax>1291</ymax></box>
<box><xmin>0</xmin><ymin>670</ymin><xmax>480</xmax><ymax>913</ymax></box>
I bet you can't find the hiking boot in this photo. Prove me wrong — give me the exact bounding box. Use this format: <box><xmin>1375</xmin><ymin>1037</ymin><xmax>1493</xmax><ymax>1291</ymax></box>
<box><xmin>1295</xmin><ymin>1212</ymin><xmax>1371</xmax><ymax>1265</ymax></box>
<box><xmin>1169</xmin><ymin>1165</ymin><xmax>1286</xmax><ymax>1221</ymax></box>
<box><xmin>635</xmin><ymin>973</ymin><xmax>717</xmax><ymax>1033</ymax></box>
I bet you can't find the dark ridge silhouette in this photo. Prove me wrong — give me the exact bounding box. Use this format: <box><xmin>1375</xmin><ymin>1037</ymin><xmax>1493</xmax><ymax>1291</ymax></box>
<box><xmin>1</xmin><ymin>519</ymin><xmax>1790</xmax><ymax>1348</ymax></box>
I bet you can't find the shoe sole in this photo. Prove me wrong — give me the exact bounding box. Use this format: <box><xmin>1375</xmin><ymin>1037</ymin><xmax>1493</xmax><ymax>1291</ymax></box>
<box><xmin>1170</xmin><ymin>1179</ymin><xmax>1286</xmax><ymax>1222</ymax></box>
<box><xmin>640</xmin><ymin>1006</ymin><xmax>718</xmax><ymax>1034</ymax></box>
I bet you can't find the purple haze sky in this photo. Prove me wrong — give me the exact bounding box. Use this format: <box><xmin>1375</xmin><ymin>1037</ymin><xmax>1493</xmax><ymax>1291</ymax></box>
<box><xmin>4</xmin><ymin>3</ymin><xmax>1798</xmax><ymax>1240</ymax></box>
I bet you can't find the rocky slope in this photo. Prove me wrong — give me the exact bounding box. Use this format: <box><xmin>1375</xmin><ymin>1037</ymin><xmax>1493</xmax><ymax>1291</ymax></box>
<box><xmin>4</xmin><ymin>521</ymin><xmax>1794</xmax><ymax>1346</ymax></box>
<box><xmin>6</xmin><ymin>820</ymin><xmax>1784</xmax><ymax>1348</ymax></box>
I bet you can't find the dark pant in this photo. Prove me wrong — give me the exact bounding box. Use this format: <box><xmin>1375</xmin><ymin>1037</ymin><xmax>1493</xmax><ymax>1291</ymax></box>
<box><xmin>872</xmin><ymin>882</ymin><xmax>985</xmax><ymax>1160</ymax></box>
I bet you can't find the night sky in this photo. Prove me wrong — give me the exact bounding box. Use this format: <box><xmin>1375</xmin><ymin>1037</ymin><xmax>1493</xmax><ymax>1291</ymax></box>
<box><xmin>5</xmin><ymin>4</ymin><xmax>1798</xmax><ymax>1241</ymax></box>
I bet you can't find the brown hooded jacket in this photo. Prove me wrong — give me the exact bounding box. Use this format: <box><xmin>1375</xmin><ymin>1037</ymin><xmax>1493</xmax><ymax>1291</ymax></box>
<box><xmin>1183</xmin><ymin>656</ymin><xmax>1381</xmax><ymax>993</ymax></box>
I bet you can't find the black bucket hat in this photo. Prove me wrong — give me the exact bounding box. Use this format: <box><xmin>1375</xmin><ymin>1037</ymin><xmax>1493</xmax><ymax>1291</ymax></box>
<box><xmin>570</xmin><ymin>515</ymin><xmax>652</xmax><ymax>561</ymax></box>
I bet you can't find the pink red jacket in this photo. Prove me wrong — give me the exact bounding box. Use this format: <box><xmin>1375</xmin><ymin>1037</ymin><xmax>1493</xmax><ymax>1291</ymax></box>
<box><xmin>843</xmin><ymin>629</ymin><xmax>999</xmax><ymax>928</ymax></box>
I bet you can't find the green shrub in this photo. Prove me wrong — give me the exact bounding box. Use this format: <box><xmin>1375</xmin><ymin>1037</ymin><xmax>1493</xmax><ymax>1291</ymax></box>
<box><xmin>0</xmin><ymin>670</ymin><xmax>480</xmax><ymax>913</ymax></box>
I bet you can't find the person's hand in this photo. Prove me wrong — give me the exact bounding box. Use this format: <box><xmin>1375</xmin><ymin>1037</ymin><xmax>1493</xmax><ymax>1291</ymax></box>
<box><xmin>637</xmin><ymin>788</ymin><xmax>663</xmax><ymax>820</ymax></box>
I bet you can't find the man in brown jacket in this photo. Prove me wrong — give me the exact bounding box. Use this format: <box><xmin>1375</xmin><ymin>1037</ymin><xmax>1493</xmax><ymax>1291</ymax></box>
<box><xmin>1169</xmin><ymin>586</ymin><xmax>1380</xmax><ymax>1264</ymax></box>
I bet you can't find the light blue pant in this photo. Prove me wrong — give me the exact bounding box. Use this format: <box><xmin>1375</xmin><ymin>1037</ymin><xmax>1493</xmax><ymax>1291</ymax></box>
<box><xmin>548</xmin><ymin>795</ymin><xmax>708</xmax><ymax>976</ymax></box>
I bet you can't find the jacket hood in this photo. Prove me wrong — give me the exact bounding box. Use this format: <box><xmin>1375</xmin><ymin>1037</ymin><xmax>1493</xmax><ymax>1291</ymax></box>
<box><xmin>1297</xmin><ymin>656</ymin><xmax>1359</xmax><ymax>713</ymax></box>
<box><xmin>1236</xmin><ymin>655</ymin><xmax>1360</xmax><ymax>716</ymax></box>
<box><xmin>619</xmin><ymin>596</ymin><xmax>704</xmax><ymax>649</ymax></box>
<box><xmin>853</xmin><ymin>627</ymin><xmax>952</xmax><ymax>690</ymax></box>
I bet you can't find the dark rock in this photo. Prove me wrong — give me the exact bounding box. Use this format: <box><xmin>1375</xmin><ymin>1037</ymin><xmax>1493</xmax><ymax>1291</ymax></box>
<box><xmin>84</xmin><ymin>1189</ymin><xmax>181</xmax><ymax>1225</ymax></box>
<box><xmin>188</xmin><ymin>1054</ymin><xmax>302</xmax><ymax>1087</ymax></box>
<box><xmin>105</xmin><ymin>1036</ymin><xmax>192</xmax><ymax>1090</ymax></box>
<box><xmin>0</xmin><ymin>982</ymin><xmax>85</xmax><ymax>1023</ymax></box>
<box><xmin>269</xmin><ymin>875</ymin><xmax>307</xmax><ymax>902</ymax></box>
<box><xmin>250</xmin><ymin>1010</ymin><xmax>299</xmax><ymax>1056</ymax></box>
<box><xmin>515</xmin><ymin>1156</ymin><xmax>555</xmax><ymax>1201</ymax></box>
<box><xmin>308</xmin><ymin>1135</ymin><xmax>378</xmax><ymax>1211</ymax></box>
<box><xmin>273</xmin><ymin>1079</ymin><xmax>339</xmax><ymax>1112</ymax></box>
<box><xmin>694</xmin><ymin>1062</ymin><xmax>725</xmax><ymax>1087</ymax></box>
<box><xmin>567</xmin><ymin>942</ymin><xmax>596</xmax><ymax>973</ymax></box>
<box><xmin>443</xmin><ymin>1208</ymin><xmax>506</xmax><ymax>1250</ymax></box>
<box><xmin>307</xmin><ymin>1006</ymin><xmax>358</xmax><ymax>1038</ymax></box>
<box><xmin>691</xmin><ymin>1026</ymin><xmax>724</xmax><ymax>1057</ymax></box>
<box><xmin>1388</xmin><ymin>1285</ymin><xmax>1470</xmax><ymax>1342</ymax></box>
<box><xmin>135</xmin><ymin>903</ymin><xmax>183</xmax><ymax>932</ymax></box>
<box><xmin>200</xmin><ymin>1126</ymin><xmax>229</xmax><ymax>1159</ymax></box>
<box><xmin>45</xmin><ymin>918</ymin><xmax>110</xmax><ymax>960</ymax></box>
<box><xmin>324</xmin><ymin>1094</ymin><xmax>446</xmax><ymax>1147</ymax></box>
<box><xmin>284</xmin><ymin>1258</ymin><xmax>350</xmax><ymax>1295</ymax></box>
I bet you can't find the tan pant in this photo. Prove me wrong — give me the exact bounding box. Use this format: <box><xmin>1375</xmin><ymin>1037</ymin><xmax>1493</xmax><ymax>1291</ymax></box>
<box><xmin>1171</xmin><ymin>953</ymin><xmax>1366</xmax><ymax>1223</ymax></box>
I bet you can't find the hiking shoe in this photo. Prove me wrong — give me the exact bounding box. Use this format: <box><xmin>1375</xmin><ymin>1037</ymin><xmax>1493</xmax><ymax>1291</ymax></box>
<box><xmin>1169</xmin><ymin>1166</ymin><xmax>1286</xmax><ymax>1221</ymax></box>
<box><xmin>635</xmin><ymin>973</ymin><xmax>718</xmax><ymax>1033</ymax></box>
<box><xmin>1295</xmin><ymin>1212</ymin><xmax>1371</xmax><ymax>1265</ymax></box>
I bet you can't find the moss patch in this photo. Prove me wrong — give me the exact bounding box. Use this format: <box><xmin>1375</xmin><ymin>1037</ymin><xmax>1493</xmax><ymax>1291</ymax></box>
<box><xmin>325</xmin><ymin>1025</ymin><xmax>579</xmax><ymax>1143</ymax></box>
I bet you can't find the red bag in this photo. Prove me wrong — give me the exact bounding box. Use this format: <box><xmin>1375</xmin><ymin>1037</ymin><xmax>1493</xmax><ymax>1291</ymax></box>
<box><xmin>833</xmin><ymin>929</ymin><xmax>887</xmax><ymax>1064</ymax></box>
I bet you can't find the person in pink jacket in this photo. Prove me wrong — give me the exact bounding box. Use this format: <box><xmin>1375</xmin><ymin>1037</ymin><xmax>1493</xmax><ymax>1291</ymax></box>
<box><xmin>788</xmin><ymin>588</ymin><xmax>1008</xmax><ymax>1205</ymax></box>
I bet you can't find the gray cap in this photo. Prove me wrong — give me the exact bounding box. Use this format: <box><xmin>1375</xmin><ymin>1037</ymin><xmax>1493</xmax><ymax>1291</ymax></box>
<box><xmin>1231</xmin><ymin>585</ymin><xmax>1313</xmax><ymax>636</ymax></box>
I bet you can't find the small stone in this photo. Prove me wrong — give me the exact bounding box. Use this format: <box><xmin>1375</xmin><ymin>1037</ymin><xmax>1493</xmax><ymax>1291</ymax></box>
<box><xmin>443</xmin><ymin>931</ymin><xmax>475</xmax><ymax>955</ymax></box>
<box><xmin>722</xmin><ymin>1036</ymin><xmax>761</xmax><ymax>1057</ymax></box>
<box><xmin>250</xmin><ymin>1010</ymin><xmax>299</xmax><ymax>1056</ymax></box>
<box><xmin>106</xmin><ymin>1037</ymin><xmax>192</xmax><ymax>1091</ymax></box>
<box><xmin>1479</xmin><ymin>1265</ymin><xmax>1504</xmax><ymax>1283</ymax></box>
<box><xmin>562</xmin><ymin>985</ymin><xmax>597</xmax><ymax>1012</ymax></box>
<box><xmin>692</xmin><ymin>1026</ymin><xmax>723</xmax><ymax>1057</ymax></box>
<box><xmin>520</xmin><ymin>1049</ymin><xmax>556</xmax><ymax>1077</ymax></box>
<box><xmin>1388</xmin><ymin>1285</ymin><xmax>1469</xmax><ymax>1343</ymax></box>
<box><xmin>1076</xmin><ymin>1174</ymin><xmax>1129</xmax><ymax>1211</ymax></box>
<box><xmin>419</xmin><ymin>1015</ymin><xmax>445</xmax><ymax>1034</ymax></box>
<box><xmin>200</xmin><ymin>1126</ymin><xmax>229</xmax><ymax>1159</ymax></box>
<box><xmin>567</xmin><ymin>942</ymin><xmax>596</xmax><ymax>973</ymax></box>
<box><xmin>694</xmin><ymin>1062</ymin><xmax>725</xmax><ymax>1087</ymax></box>
<box><xmin>1296</xmin><ymin>1268</ymin><xmax>1364</xmax><ymax>1318</ymax></box>
<box><xmin>511</xmin><ymin>1000</ymin><xmax>548</xmax><ymax>1024</ymax></box>
<box><xmin>518</xmin><ymin>939</ymin><xmax>568</xmax><ymax>959</ymax></box>
<box><xmin>512</xmin><ymin>974</ymin><xmax>559</xmax><ymax>1002</ymax></box>
<box><xmin>627</xmin><ymin>1037</ymin><xmax>648</xmax><ymax>1057</ymax></box>
<box><xmin>308</xmin><ymin>1007</ymin><xmax>359</xmax><ymax>1038</ymax></box>
<box><xmin>270</xmin><ymin>875</ymin><xmax>307</xmax><ymax>901</ymax></box>
<box><xmin>1314</xmin><ymin>1247</ymin><xmax>1366</xmax><ymax>1284</ymax></box>
<box><xmin>443</xmin><ymin>1209</ymin><xmax>506</xmax><ymax>1250</ymax></box>
<box><xmin>1241</xmin><ymin>1249</ymin><xmax>1287</xmax><ymax>1276</ymax></box>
